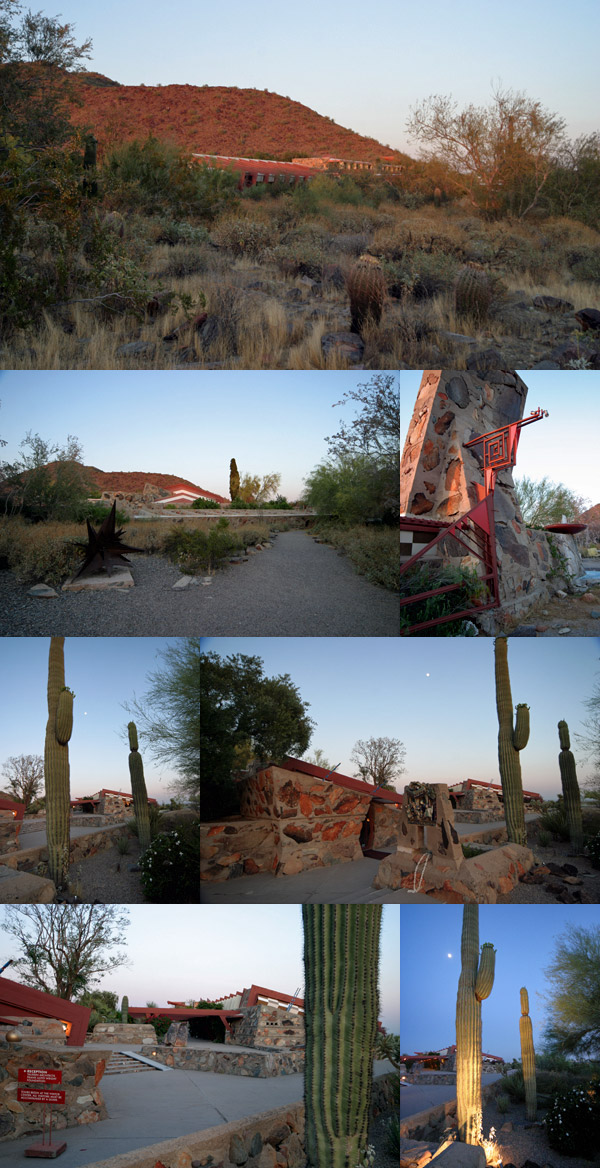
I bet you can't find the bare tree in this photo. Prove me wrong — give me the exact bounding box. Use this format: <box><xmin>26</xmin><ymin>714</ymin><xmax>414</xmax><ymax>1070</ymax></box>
<box><xmin>350</xmin><ymin>737</ymin><xmax>405</xmax><ymax>791</ymax></box>
<box><xmin>407</xmin><ymin>86</ymin><xmax>565</xmax><ymax>218</ymax></box>
<box><xmin>1</xmin><ymin>905</ymin><xmax>130</xmax><ymax>1000</ymax></box>
<box><xmin>575</xmin><ymin>673</ymin><xmax>600</xmax><ymax>799</ymax></box>
<box><xmin>1</xmin><ymin>754</ymin><xmax>44</xmax><ymax>808</ymax></box>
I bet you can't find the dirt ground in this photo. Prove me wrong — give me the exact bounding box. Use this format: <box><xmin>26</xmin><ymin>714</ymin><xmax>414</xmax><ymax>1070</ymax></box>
<box><xmin>498</xmin><ymin>814</ymin><xmax>600</xmax><ymax>905</ymax></box>
<box><xmin>67</xmin><ymin>837</ymin><xmax>146</xmax><ymax>903</ymax></box>
<box><xmin>505</xmin><ymin>585</ymin><xmax>600</xmax><ymax>636</ymax></box>
<box><xmin>481</xmin><ymin>1095</ymin><xmax>597</xmax><ymax>1167</ymax></box>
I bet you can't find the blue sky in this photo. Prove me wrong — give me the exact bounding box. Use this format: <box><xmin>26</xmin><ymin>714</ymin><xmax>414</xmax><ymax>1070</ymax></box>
<box><xmin>0</xmin><ymin>905</ymin><xmax>400</xmax><ymax>1034</ymax></box>
<box><xmin>399</xmin><ymin>637</ymin><xmax>600</xmax><ymax>799</ymax></box>
<box><xmin>201</xmin><ymin>637</ymin><xmax>402</xmax><ymax>785</ymax></box>
<box><xmin>400</xmin><ymin>372</ymin><xmax>600</xmax><ymax>505</ymax></box>
<box><xmin>20</xmin><ymin>1</ymin><xmax>599</xmax><ymax>153</ymax></box>
<box><xmin>0</xmin><ymin>638</ymin><xmax>192</xmax><ymax>800</ymax></box>
<box><xmin>400</xmin><ymin>905</ymin><xmax>600</xmax><ymax>1061</ymax></box>
<box><xmin>0</xmin><ymin>371</ymin><xmax>379</xmax><ymax>503</ymax></box>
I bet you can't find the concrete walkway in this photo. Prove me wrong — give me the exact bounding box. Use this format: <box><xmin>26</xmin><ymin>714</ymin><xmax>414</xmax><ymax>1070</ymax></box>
<box><xmin>200</xmin><ymin>855</ymin><xmax>406</xmax><ymax>904</ymax></box>
<box><xmin>0</xmin><ymin>1060</ymin><xmax>394</xmax><ymax>1168</ymax></box>
<box><xmin>455</xmin><ymin>812</ymin><xmax>541</xmax><ymax>838</ymax></box>
<box><xmin>400</xmin><ymin>1074</ymin><xmax>502</xmax><ymax>1119</ymax></box>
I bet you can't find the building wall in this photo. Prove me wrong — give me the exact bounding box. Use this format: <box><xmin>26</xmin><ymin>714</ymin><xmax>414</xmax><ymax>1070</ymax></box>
<box><xmin>226</xmin><ymin>1003</ymin><xmax>304</xmax><ymax>1050</ymax></box>
<box><xmin>89</xmin><ymin>1023</ymin><xmax>156</xmax><ymax>1044</ymax></box>
<box><xmin>371</xmin><ymin>803</ymin><xmax>403</xmax><ymax>850</ymax></box>
<box><xmin>0</xmin><ymin>1041</ymin><xmax>108</xmax><ymax>1142</ymax></box>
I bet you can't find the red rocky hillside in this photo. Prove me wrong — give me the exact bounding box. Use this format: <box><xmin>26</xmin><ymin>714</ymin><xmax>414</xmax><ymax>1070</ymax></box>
<box><xmin>70</xmin><ymin>73</ymin><xmax>407</xmax><ymax>163</ymax></box>
<box><xmin>46</xmin><ymin>463</ymin><xmax>225</xmax><ymax>500</ymax></box>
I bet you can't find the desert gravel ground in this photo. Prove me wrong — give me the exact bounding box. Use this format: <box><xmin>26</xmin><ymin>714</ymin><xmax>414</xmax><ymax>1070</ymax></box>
<box><xmin>68</xmin><ymin>837</ymin><xmax>146</xmax><ymax>903</ymax></box>
<box><xmin>0</xmin><ymin>532</ymin><xmax>399</xmax><ymax>636</ymax></box>
<box><xmin>482</xmin><ymin>1096</ymin><xmax>595</xmax><ymax>1168</ymax></box>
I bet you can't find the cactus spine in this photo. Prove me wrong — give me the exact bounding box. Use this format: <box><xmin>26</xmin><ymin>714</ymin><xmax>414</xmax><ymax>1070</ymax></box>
<box><xmin>456</xmin><ymin>905</ymin><xmax>496</xmax><ymax>1146</ymax></box>
<box><xmin>128</xmin><ymin>721</ymin><xmax>151</xmax><ymax>853</ymax></box>
<box><xmin>44</xmin><ymin>637</ymin><xmax>73</xmax><ymax>891</ymax></box>
<box><xmin>558</xmin><ymin>720</ymin><xmax>583</xmax><ymax>853</ymax></box>
<box><xmin>519</xmin><ymin>986</ymin><xmax>536</xmax><ymax>1120</ymax></box>
<box><xmin>347</xmin><ymin>255</ymin><xmax>386</xmax><ymax>334</ymax></box>
<box><xmin>121</xmin><ymin>995</ymin><xmax>129</xmax><ymax>1024</ymax></box>
<box><xmin>454</xmin><ymin>263</ymin><xmax>492</xmax><ymax>323</ymax></box>
<box><xmin>494</xmin><ymin>637</ymin><xmax>529</xmax><ymax>847</ymax></box>
<box><xmin>302</xmin><ymin>905</ymin><xmax>381</xmax><ymax>1168</ymax></box>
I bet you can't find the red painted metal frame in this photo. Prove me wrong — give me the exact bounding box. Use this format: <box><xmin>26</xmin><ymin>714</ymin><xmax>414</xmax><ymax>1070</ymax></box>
<box><xmin>400</xmin><ymin>407</ymin><xmax>548</xmax><ymax>634</ymax></box>
<box><xmin>0</xmin><ymin>976</ymin><xmax>90</xmax><ymax>1046</ymax></box>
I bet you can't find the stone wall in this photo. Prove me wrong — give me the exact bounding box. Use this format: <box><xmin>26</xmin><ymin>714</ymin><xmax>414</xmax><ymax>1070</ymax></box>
<box><xmin>453</xmin><ymin>809</ymin><xmax>505</xmax><ymax>823</ymax></box>
<box><xmin>0</xmin><ymin>1041</ymin><xmax>109</xmax><ymax>1142</ymax></box>
<box><xmin>202</xmin><ymin>766</ymin><xmax>374</xmax><ymax>881</ymax></box>
<box><xmin>401</xmin><ymin>369</ymin><xmax>584</xmax><ymax>626</ymax></box>
<box><xmin>138</xmin><ymin>1045</ymin><xmax>304</xmax><ymax>1077</ymax></box>
<box><xmin>227</xmin><ymin>1003</ymin><xmax>304</xmax><ymax>1050</ymax></box>
<box><xmin>3</xmin><ymin>824</ymin><xmax>131</xmax><ymax>879</ymax></box>
<box><xmin>371</xmin><ymin>803</ymin><xmax>403</xmax><ymax>850</ymax></box>
<box><xmin>459</xmin><ymin>787</ymin><xmax>502</xmax><ymax>811</ymax></box>
<box><xmin>89</xmin><ymin>1024</ymin><xmax>156</xmax><ymax>1045</ymax></box>
<box><xmin>77</xmin><ymin>1073</ymin><xmax>396</xmax><ymax>1168</ymax></box>
<box><xmin>0</xmin><ymin>1017</ymin><xmax>67</xmax><ymax>1045</ymax></box>
<box><xmin>400</xmin><ymin>1080</ymin><xmax>497</xmax><ymax>1144</ymax></box>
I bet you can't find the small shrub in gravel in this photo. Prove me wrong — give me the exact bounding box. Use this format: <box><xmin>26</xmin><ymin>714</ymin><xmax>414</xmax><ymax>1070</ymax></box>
<box><xmin>139</xmin><ymin>823</ymin><xmax>200</xmax><ymax>902</ymax></box>
<box><xmin>545</xmin><ymin>1079</ymin><xmax>600</xmax><ymax>1157</ymax></box>
<box><xmin>585</xmin><ymin>831</ymin><xmax>600</xmax><ymax>868</ymax></box>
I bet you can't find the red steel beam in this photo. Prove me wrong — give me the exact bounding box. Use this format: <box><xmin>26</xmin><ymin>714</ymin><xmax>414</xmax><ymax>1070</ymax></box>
<box><xmin>0</xmin><ymin>976</ymin><xmax>90</xmax><ymax>1047</ymax></box>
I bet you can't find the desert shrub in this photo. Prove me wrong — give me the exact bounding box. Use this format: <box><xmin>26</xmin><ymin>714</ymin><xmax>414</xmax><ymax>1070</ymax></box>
<box><xmin>139</xmin><ymin>822</ymin><xmax>200</xmax><ymax>903</ymax></box>
<box><xmin>103</xmin><ymin>137</ymin><xmax>238</xmax><ymax>219</ymax></box>
<box><xmin>313</xmin><ymin>525</ymin><xmax>399</xmax><ymax>592</ymax></box>
<box><xmin>386</xmin><ymin>1113</ymin><xmax>400</xmax><ymax>1157</ymax></box>
<box><xmin>545</xmin><ymin>1079</ymin><xmax>600</xmax><ymax>1157</ymax></box>
<box><xmin>585</xmin><ymin>831</ymin><xmax>600</xmax><ymax>868</ymax></box>
<box><xmin>538</xmin><ymin>829</ymin><xmax>552</xmax><ymax>847</ymax></box>
<box><xmin>162</xmin><ymin>526</ymin><xmax>239</xmax><ymax>571</ymax></box>
<box><xmin>191</xmin><ymin>497</ymin><xmax>220</xmax><ymax>510</ymax></box>
<box><xmin>462</xmin><ymin>844</ymin><xmax>486</xmax><ymax>858</ymax></box>
<box><xmin>0</xmin><ymin>517</ymin><xmax>82</xmax><ymax>584</ymax></box>
<box><xmin>329</xmin><ymin>232</ymin><xmax>371</xmax><ymax>256</ymax></box>
<box><xmin>405</xmin><ymin>250</ymin><xmax>460</xmax><ymax>298</ymax></box>
<box><xmin>568</xmin><ymin>248</ymin><xmax>600</xmax><ymax>282</ymax></box>
<box><xmin>400</xmin><ymin>562</ymin><xmax>488</xmax><ymax>635</ymax></box>
<box><xmin>265</xmin><ymin>241</ymin><xmax>325</xmax><ymax>278</ymax></box>
<box><xmin>153</xmin><ymin>218</ymin><xmax>210</xmax><ymax>246</ymax></box>
<box><xmin>498</xmin><ymin>1071</ymin><xmax>525</xmax><ymax>1102</ymax></box>
<box><xmin>210</xmin><ymin>216</ymin><xmax>276</xmax><ymax>256</ymax></box>
<box><xmin>539</xmin><ymin>802</ymin><xmax>571</xmax><ymax>840</ymax></box>
<box><xmin>229</xmin><ymin>496</ymin><xmax>258</xmax><ymax>509</ymax></box>
<box><xmin>154</xmin><ymin>244</ymin><xmax>209</xmax><ymax>279</ymax></box>
<box><xmin>73</xmin><ymin>502</ymin><xmax>129</xmax><ymax>526</ymax></box>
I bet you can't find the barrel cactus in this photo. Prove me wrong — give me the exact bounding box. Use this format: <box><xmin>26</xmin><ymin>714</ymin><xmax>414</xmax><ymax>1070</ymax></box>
<box><xmin>494</xmin><ymin>637</ymin><xmax>529</xmax><ymax>847</ymax></box>
<box><xmin>302</xmin><ymin>904</ymin><xmax>381</xmax><ymax>1168</ymax></box>
<box><xmin>121</xmin><ymin>995</ymin><xmax>129</xmax><ymax>1024</ymax></box>
<box><xmin>519</xmin><ymin>986</ymin><xmax>536</xmax><ymax>1120</ymax></box>
<box><xmin>454</xmin><ymin>262</ymin><xmax>492</xmax><ymax>323</ymax></box>
<box><xmin>558</xmin><ymin>720</ymin><xmax>583</xmax><ymax>853</ymax></box>
<box><xmin>128</xmin><ymin>721</ymin><xmax>151</xmax><ymax>853</ymax></box>
<box><xmin>456</xmin><ymin>905</ymin><xmax>496</xmax><ymax>1146</ymax></box>
<box><xmin>347</xmin><ymin>254</ymin><xmax>386</xmax><ymax>334</ymax></box>
<box><xmin>44</xmin><ymin>638</ymin><xmax>73</xmax><ymax>891</ymax></box>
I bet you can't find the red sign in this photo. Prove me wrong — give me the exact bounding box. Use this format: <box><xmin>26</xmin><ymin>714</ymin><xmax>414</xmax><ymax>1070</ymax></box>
<box><xmin>17</xmin><ymin>1088</ymin><xmax>65</xmax><ymax>1104</ymax></box>
<box><xmin>18</xmin><ymin>1069</ymin><xmax>62</xmax><ymax>1085</ymax></box>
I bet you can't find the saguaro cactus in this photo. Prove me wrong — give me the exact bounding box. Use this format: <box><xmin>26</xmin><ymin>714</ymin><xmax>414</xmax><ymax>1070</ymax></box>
<box><xmin>121</xmin><ymin>995</ymin><xmax>129</xmax><ymax>1024</ymax></box>
<box><xmin>347</xmin><ymin>255</ymin><xmax>386</xmax><ymax>334</ymax></box>
<box><xmin>558</xmin><ymin>720</ymin><xmax>583</xmax><ymax>853</ymax></box>
<box><xmin>128</xmin><ymin>721</ymin><xmax>151</xmax><ymax>853</ymax></box>
<box><xmin>519</xmin><ymin>986</ymin><xmax>537</xmax><ymax>1120</ymax></box>
<box><xmin>494</xmin><ymin>637</ymin><xmax>530</xmax><ymax>847</ymax></box>
<box><xmin>302</xmin><ymin>904</ymin><xmax>382</xmax><ymax>1168</ymax></box>
<box><xmin>456</xmin><ymin>905</ymin><xmax>496</xmax><ymax>1146</ymax></box>
<box><xmin>229</xmin><ymin>458</ymin><xmax>240</xmax><ymax>502</ymax></box>
<box><xmin>44</xmin><ymin>637</ymin><xmax>73</xmax><ymax>891</ymax></box>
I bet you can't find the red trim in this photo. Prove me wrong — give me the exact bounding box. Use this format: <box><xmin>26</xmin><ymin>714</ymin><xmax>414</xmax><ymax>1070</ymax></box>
<box><xmin>245</xmin><ymin>985</ymin><xmax>305</xmax><ymax>1009</ymax></box>
<box><xmin>449</xmin><ymin>778</ymin><xmax>542</xmax><ymax>799</ymax></box>
<box><xmin>128</xmin><ymin>1007</ymin><xmax>243</xmax><ymax>1033</ymax></box>
<box><xmin>0</xmin><ymin>976</ymin><xmax>90</xmax><ymax>1047</ymax></box>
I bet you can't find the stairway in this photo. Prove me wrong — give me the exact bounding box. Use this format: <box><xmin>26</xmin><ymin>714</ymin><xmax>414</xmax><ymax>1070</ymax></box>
<box><xmin>104</xmin><ymin>1051</ymin><xmax>160</xmax><ymax>1075</ymax></box>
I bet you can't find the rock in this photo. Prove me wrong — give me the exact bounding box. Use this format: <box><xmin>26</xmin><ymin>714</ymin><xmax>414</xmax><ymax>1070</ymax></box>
<box><xmin>266</xmin><ymin>1123</ymin><xmax>292</xmax><ymax>1148</ymax></box>
<box><xmin>172</xmin><ymin>576</ymin><xmax>194</xmax><ymax>589</ymax></box>
<box><xmin>466</xmin><ymin>348</ymin><xmax>504</xmax><ymax>374</ymax></box>
<box><xmin>254</xmin><ymin>1146</ymin><xmax>276</xmax><ymax>1168</ymax></box>
<box><xmin>62</xmin><ymin>567</ymin><xmax>134</xmax><ymax>592</ymax></box>
<box><xmin>400</xmin><ymin>1137</ymin><xmax>435</xmax><ymax>1167</ymax></box>
<box><xmin>590</xmin><ymin>610</ymin><xmax>600</xmax><ymax>618</ymax></box>
<box><xmin>499</xmin><ymin>1122</ymin><xmax>513</xmax><ymax>1132</ymax></box>
<box><xmin>427</xmin><ymin>1144</ymin><xmax>486</xmax><ymax>1166</ymax></box>
<box><xmin>27</xmin><ymin>584</ymin><xmax>59</xmax><ymax>598</ymax></box>
<box><xmin>562</xmin><ymin>876</ymin><xmax>582</xmax><ymax>885</ymax></box>
<box><xmin>438</xmin><ymin>330</ymin><xmax>477</xmax><ymax>345</ymax></box>
<box><xmin>581</xmin><ymin>592</ymin><xmax>599</xmax><ymax>602</ymax></box>
<box><xmin>562</xmin><ymin>863</ymin><xmax>578</xmax><ymax>875</ymax></box>
<box><xmin>116</xmin><ymin>341</ymin><xmax>156</xmax><ymax>358</ymax></box>
<box><xmin>557</xmin><ymin>627</ymin><xmax>571</xmax><ymax>634</ymax></box>
<box><xmin>554</xmin><ymin>589</ymin><xmax>568</xmax><ymax>598</ymax></box>
<box><xmin>575</xmin><ymin>308</ymin><xmax>600</xmax><ymax>331</ymax></box>
<box><xmin>229</xmin><ymin>1133</ymin><xmax>248</xmax><ymax>1165</ymax></box>
<box><xmin>533</xmin><ymin>295</ymin><xmax>574</xmax><ymax>312</ymax></box>
<box><xmin>322</xmin><ymin>264</ymin><xmax>345</xmax><ymax>289</ymax></box>
<box><xmin>0</xmin><ymin>866</ymin><xmax>55</xmax><ymax>903</ymax></box>
<box><xmin>321</xmin><ymin>331</ymin><xmax>365</xmax><ymax>364</ymax></box>
<box><xmin>511</xmin><ymin>625</ymin><xmax>538</xmax><ymax>636</ymax></box>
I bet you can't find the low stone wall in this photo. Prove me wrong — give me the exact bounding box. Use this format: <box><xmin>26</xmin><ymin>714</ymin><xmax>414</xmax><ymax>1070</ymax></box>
<box><xmin>371</xmin><ymin>803</ymin><xmax>402</xmax><ymax>850</ymax></box>
<box><xmin>0</xmin><ymin>1017</ymin><xmax>67</xmax><ymax>1044</ymax></box>
<box><xmin>139</xmin><ymin>1045</ymin><xmax>305</xmax><ymax>1077</ymax></box>
<box><xmin>400</xmin><ymin>1080</ymin><xmax>497</xmax><ymax>1143</ymax></box>
<box><xmin>90</xmin><ymin>1024</ymin><xmax>156</xmax><ymax>1045</ymax></box>
<box><xmin>453</xmin><ymin>810</ymin><xmax>504</xmax><ymax>823</ymax></box>
<box><xmin>2</xmin><ymin>824</ymin><xmax>130</xmax><ymax>876</ymax></box>
<box><xmin>201</xmin><ymin>818</ymin><xmax>277</xmax><ymax>881</ymax></box>
<box><xmin>77</xmin><ymin>1073</ymin><xmax>396</xmax><ymax>1168</ymax></box>
<box><xmin>0</xmin><ymin>1041</ymin><xmax>109</xmax><ymax>1142</ymax></box>
<box><xmin>401</xmin><ymin>1072</ymin><xmax>457</xmax><ymax>1084</ymax></box>
<box><xmin>227</xmin><ymin>1002</ymin><xmax>305</xmax><ymax>1050</ymax></box>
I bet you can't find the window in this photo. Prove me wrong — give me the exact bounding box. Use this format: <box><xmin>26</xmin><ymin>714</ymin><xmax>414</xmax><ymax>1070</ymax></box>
<box><xmin>256</xmin><ymin>173</ymin><xmax>264</xmax><ymax>183</ymax></box>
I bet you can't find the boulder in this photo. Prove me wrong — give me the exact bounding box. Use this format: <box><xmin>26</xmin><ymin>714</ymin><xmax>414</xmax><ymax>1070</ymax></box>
<box><xmin>429</xmin><ymin>1143</ymin><xmax>486</xmax><ymax>1166</ymax></box>
<box><xmin>575</xmin><ymin>308</ymin><xmax>600</xmax><ymax>331</ymax></box>
<box><xmin>27</xmin><ymin>584</ymin><xmax>59</xmax><ymax>598</ymax></box>
<box><xmin>321</xmin><ymin>331</ymin><xmax>365</xmax><ymax>364</ymax></box>
<box><xmin>0</xmin><ymin>866</ymin><xmax>56</xmax><ymax>903</ymax></box>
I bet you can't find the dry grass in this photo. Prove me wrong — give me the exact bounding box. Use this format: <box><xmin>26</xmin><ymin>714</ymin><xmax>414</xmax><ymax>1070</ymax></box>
<box><xmin>4</xmin><ymin>200</ymin><xmax>599</xmax><ymax>370</ymax></box>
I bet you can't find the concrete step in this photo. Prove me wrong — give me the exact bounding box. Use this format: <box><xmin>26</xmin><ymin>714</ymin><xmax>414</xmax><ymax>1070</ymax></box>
<box><xmin>105</xmin><ymin>1052</ymin><xmax>157</xmax><ymax>1074</ymax></box>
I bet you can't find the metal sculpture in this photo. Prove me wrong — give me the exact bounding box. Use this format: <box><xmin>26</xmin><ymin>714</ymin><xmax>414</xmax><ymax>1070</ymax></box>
<box><xmin>73</xmin><ymin>502</ymin><xmax>145</xmax><ymax>579</ymax></box>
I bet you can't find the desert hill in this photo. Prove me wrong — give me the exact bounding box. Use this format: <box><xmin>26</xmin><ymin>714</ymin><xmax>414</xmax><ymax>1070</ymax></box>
<box><xmin>45</xmin><ymin>462</ymin><xmax>228</xmax><ymax>503</ymax></box>
<box><xmin>581</xmin><ymin>504</ymin><xmax>600</xmax><ymax>523</ymax></box>
<box><xmin>70</xmin><ymin>73</ymin><xmax>408</xmax><ymax>164</ymax></box>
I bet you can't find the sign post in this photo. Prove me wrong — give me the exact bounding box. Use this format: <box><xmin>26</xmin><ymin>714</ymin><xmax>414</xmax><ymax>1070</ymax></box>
<box><xmin>17</xmin><ymin>1069</ymin><xmax>67</xmax><ymax>1158</ymax></box>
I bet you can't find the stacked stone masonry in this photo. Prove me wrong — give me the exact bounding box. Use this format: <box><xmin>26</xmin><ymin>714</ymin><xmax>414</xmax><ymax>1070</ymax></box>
<box><xmin>89</xmin><ymin>1023</ymin><xmax>157</xmax><ymax>1044</ymax></box>
<box><xmin>139</xmin><ymin>1045</ymin><xmax>304</xmax><ymax>1077</ymax></box>
<box><xmin>401</xmin><ymin>370</ymin><xmax>584</xmax><ymax>625</ymax></box>
<box><xmin>226</xmin><ymin>1002</ymin><xmax>305</xmax><ymax>1049</ymax></box>
<box><xmin>0</xmin><ymin>1041</ymin><xmax>109</xmax><ymax>1142</ymax></box>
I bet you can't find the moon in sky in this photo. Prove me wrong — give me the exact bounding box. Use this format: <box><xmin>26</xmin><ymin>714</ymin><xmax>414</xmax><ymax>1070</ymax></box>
<box><xmin>426</xmin><ymin>673</ymin><xmax>430</xmax><ymax>677</ymax></box>
<box><xmin>84</xmin><ymin>712</ymin><xmax>88</xmax><ymax>716</ymax></box>
<box><xmin>447</xmin><ymin>953</ymin><xmax>452</xmax><ymax>958</ymax></box>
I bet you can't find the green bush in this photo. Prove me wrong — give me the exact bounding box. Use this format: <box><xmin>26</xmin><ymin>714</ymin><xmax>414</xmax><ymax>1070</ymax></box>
<box><xmin>545</xmin><ymin>1079</ymin><xmax>600</xmax><ymax>1157</ymax></box>
<box><xmin>139</xmin><ymin>822</ymin><xmax>200</xmax><ymax>902</ymax></box>
<box><xmin>400</xmin><ymin>562</ymin><xmax>488</xmax><ymax>635</ymax></box>
<box><xmin>103</xmin><ymin>137</ymin><xmax>238</xmax><ymax>220</ymax></box>
<box><xmin>313</xmin><ymin>525</ymin><xmax>399</xmax><ymax>592</ymax></box>
<box><xmin>585</xmin><ymin>831</ymin><xmax>600</xmax><ymax>868</ymax></box>
<box><xmin>495</xmin><ymin>1093</ymin><xmax>511</xmax><ymax>1114</ymax></box>
<box><xmin>538</xmin><ymin>829</ymin><xmax>552</xmax><ymax>847</ymax></box>
<box><xmin>162</xmin><ymin>526</ymin><xmax>239</xmax><ymax>570</ymax></box>
<box><xmin>539</xmin><ymin>802</ymin><xmax>571</xmax><ymax>840</ymax></box>
<box><xmin>191</xmin><ymin>497</ymin><xmax>220</xmax><ymax>510</ymax></box>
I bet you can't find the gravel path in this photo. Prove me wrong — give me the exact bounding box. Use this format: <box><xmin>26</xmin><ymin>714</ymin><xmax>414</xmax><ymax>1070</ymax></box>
<box><xmin>192</xmin><ymin>531</ymin><xmax>399</xmax><ymax>635</ymax></box>
<box><xmin>68</xmin><ymin>837</ymin><xmax>147</xmax><ymax>903</ymax></box>
<box><xmin>0</xmin><ymin>534</ymin><xmax>398</xmax><ymax>636</ymax></box>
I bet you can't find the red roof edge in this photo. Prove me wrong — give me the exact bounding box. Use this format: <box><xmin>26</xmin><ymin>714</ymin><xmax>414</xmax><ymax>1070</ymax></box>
<box><xmin>279</xmin><ymin>757</ymin><xmax>402</xmax><ymax>804</ymax></box>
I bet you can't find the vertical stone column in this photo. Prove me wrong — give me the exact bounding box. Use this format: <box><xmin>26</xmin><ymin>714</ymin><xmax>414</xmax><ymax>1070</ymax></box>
<box><xmin>401</xmin><ymin>370</ymin><xmax>528</xmax><ymax>521</ymax></box>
